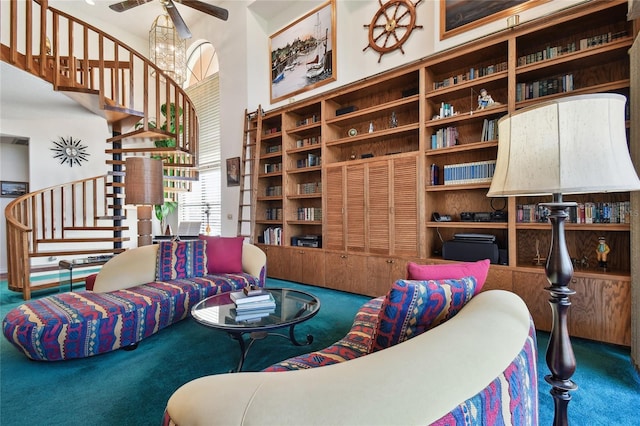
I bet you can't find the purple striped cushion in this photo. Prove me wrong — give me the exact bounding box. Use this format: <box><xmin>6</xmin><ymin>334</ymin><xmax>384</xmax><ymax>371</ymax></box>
<box><xmin>156</xmin><ymin>240</ymin><xmax>207</xmax><ymax>281</ymax></box>
<box><xmin>370</xmin><ymin>277</ymin><xmax>478</xmax><ymax>352</ymax></box>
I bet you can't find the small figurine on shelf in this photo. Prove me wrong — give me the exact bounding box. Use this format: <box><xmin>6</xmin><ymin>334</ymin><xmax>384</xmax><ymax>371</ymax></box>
<box><xmin>390</xmin><ymin>111</ymin><xmax>398</xmax><ymax>128</ymax></box>
<box><xmin>477</xmin><ymin>88</ymin><xmax>495</xmax><ymax>110</ymax></box>
<box><xmin>369</xmin><ymin>121</ymin><xmax>374</xmax><ymax>133</ymax></box>
<box><xmin>596</xmin><ymin>236</ymin><xmax>610</xmax><ymax>269</ymax></box>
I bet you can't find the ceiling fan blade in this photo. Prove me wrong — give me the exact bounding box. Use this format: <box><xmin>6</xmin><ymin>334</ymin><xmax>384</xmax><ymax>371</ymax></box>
<box><xmin>109</xmin><ymin>0</ymin><xmax>154</xmax><ymax>13</ymax></box>
<box><xmin>179</xmin><ymin>0</ymin><xmax>229</xmax><ymax>21</ymax></box>
<box><xmin>165</xmin><ymin>0</ymin><xmax>192</xmax><ymax>39</ymax></box>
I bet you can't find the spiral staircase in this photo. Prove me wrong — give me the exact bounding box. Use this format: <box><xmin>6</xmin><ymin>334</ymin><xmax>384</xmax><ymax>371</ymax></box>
<box><xmin>1</xmin><ymin>0</ymin><xmax>199</xmax><ymax>299</ymax></box>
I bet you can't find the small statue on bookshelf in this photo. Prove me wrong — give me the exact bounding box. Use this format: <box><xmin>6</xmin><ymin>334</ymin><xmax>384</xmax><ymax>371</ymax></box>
<box><xmin>477</xmin><ymin>88</ymin><xmax>496</xmax><ymax>110</ymax></box>
<box><xmin>596</xmin><ymin>236</ymin><xmax>610</xmax><ymax>269</ymax></box>
<box><xmin>390</xmin><ymin>111</ymin><xmax>398</xmax><ymax>128</ymax></box>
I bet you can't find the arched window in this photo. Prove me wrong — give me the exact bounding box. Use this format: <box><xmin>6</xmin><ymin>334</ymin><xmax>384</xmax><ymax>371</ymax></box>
<box><xmin>179</xmin><ymin>41</ymin><xmax>221</xmax><ymax>235</ymax></box>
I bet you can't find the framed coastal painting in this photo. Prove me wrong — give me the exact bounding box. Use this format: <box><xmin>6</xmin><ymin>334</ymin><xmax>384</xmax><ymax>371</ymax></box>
<box><xmin>0</xmin><ymin>181</ymin><xmax>28</xmax><ymax>198</ymax></box>
<box><xmin>440</xmin><ymin>0</ymin><xmax>548</xmax><ymax>39</ymax></box>
<box><xmin>269</xmin><ymin>0</ymin><xmax>336</xmax><ymax>104</ymax></box>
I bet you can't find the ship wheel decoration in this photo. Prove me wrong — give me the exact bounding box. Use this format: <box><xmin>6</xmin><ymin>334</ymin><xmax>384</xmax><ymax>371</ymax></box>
<box><xmin>51</xmin><ymin>136</ymin><xmax>90</xmax><ymax>167</ymax></box>
<box><xmin>363</xmin><ymin>0</ymin><xmax>423</xmax><ymax>63</ymax></box>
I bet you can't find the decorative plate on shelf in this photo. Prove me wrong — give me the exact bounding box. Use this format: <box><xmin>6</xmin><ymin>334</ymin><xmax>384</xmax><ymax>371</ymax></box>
<box><xmin>348</xmin><ymin>128</ymin><xmax>358</xmax><ymax>137</ymax></box>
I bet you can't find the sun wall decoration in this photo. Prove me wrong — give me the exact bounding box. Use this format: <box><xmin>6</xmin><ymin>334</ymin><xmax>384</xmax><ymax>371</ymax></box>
<box><xmin>51</xmin><ymin>136</ymin><xmax>90</xmax><ymax>167</ymax></box>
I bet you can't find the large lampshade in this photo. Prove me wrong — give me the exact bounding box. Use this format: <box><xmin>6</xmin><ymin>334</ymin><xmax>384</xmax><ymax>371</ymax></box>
<box><xmin>125</xmin><ymin>157</ymin><xmax>165</xmax><ymax>246</ymax></box>
<box><xmin>487</xmin><ymin>92</ymin><xmax>640</xmax><ymax>425</ymax></box>
<box><xmin>488</xmin><ymin>93</ymin><xmax>640</xmax><ymax>197</ymax></box>
<box><xmin>125</xmin><ymin>157</ymin><xmax>165</xmax><ymax>206</ymax></box>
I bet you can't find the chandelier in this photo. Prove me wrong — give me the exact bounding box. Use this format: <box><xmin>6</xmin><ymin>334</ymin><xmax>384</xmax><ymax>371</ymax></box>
<box><xmin>149</xmin><ymin>14</ymin><xmax>186</xmax><ymax>85</ymax></box>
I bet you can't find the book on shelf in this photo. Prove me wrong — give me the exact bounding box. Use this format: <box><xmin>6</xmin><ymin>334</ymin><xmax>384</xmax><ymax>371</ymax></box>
<box><xmin>230</xmin><ymin>290</ymin><xmax>271</xmax><ymax>305</ymax></box>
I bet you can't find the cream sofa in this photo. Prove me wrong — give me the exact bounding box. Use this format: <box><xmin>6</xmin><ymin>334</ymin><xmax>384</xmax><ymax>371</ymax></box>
<box><xmin>163</xmin><ymin>290</ymin><xmax>538</xmax><ymax>425</ymax></box>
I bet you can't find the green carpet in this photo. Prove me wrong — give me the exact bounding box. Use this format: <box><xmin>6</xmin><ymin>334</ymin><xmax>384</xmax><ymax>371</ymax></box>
<box><xmin>1</xmin><ymin>278</ymin><xmax>639</xmax><ymax>425</ymax></box>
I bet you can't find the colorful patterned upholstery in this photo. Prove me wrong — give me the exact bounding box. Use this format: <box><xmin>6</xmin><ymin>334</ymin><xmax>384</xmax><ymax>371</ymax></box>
<box><xmin>2</xmin><ymin>273</ymin><xmax>260</xmax><ymax>361</ymax></box>
<box><xmin>430</xmin><ymin>320</ymin><xmax>539</xmax><ymax>425</ymax></box>
<box><xmin>156</xmin><ymin>240</ymin><xmax>207</xmax><ymax>280</ymax></box>
<box><xmin>264</xmin><ymin>297</ymin><xmax>383</xmax><ymax>371</ymax></box>
<box><xmin>261</xmin><ymin>291</ymin><xmax>538</xmax><ymax>426</ymax></box>
<box><xmin>370</xmin><ymin>277</ymin><xmax>478</xmax><ymax>352</ymax></box>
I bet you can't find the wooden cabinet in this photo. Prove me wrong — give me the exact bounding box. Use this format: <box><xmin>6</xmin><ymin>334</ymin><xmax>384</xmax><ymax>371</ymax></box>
<box><xmin>365</xmin><ymin>256</ymin><xmax>408</xmax><ymax>297</ymax></box>
<box><xmin>326</xmin><ymin>155</ymin><xmax>420</xmax><ymax>256</ymax></box>
<box><xmin>324</xmin><ymin>252</ymin><xmax>367</xmax><ymax>294</ymax></box>
<box><xmin>258</xmin><ymin>244</ymin><xmax>288</xmax><ymax>280</ymax></box>
<box><xmin>251</xmin><ymin>0</ymin><xmax>636</xmax><ymax>345</ymax></box>
<box><xmin>284</xmin><ymin>247</ymin><xmax>325</xmax><ymax>287</ymax></box>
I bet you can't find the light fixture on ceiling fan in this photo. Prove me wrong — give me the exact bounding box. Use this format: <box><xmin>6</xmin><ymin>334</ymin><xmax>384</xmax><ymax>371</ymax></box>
<box><xmin>109</xmin><ymin>0</ymin><xmax>229</xmax><ymax>40</ymax></box>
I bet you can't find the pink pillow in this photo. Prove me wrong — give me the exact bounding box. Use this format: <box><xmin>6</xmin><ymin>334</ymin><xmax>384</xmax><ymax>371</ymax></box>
<box><xmin>406</xmin><ymin>259</ymin><xmax>490</xmax><ymax>292</ymax></box>
<box><xmin>199</xmin><ymin>235</ymin><xmax>244</xmax><ymax>274</ymax></box>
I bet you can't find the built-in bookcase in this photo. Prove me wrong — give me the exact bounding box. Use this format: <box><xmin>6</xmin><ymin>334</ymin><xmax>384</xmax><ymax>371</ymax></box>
<box><xmin>251</xmin><ymin>0</ymin><xmax>635</xmax><ymax>345</ymax></box>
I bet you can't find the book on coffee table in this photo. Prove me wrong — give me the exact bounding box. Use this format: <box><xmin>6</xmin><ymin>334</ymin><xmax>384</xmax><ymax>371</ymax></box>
<box><xmin>230</xmin><ymin>289</ymin><xmax>270</xmax><ymax>305</ymax></box>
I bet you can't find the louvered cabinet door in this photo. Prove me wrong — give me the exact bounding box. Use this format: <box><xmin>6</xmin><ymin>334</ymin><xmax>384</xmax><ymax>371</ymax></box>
<box><xmin>391</xmin><ymin>156</ymin><xmax>419</xmax><ymax>257</ymax></box>
<box><xmin>367</xmin><ymin>161</ymin><xmax>391</xmax><ymax>254</ymax></box>
<box><xmin>346</xmin><ymin>164</ymin><xmax>366</xmax><ymax>252</ymax></box>
<box><xmin>324</xmin><ymin>165</ymin><xmax>345</xmax><ymax>251</ymax></box>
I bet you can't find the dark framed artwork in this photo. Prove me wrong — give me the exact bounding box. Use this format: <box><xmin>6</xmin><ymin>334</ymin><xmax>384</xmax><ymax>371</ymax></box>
<box><xmin>269</xmin><ymin>0</ymin><xmax>336</xmax><ymax>103</ymax></box>
<box><xmin>226</xmin><ymin>157</ymin><xmax>241</xmax><ymax>187</ymax></box>
<box><xmin>440</xmin><ymin>0</ymin><xmax>548</xmax><ymax>40</ymax></box>
<box><xmin>1</xmin><ymin>181</ymin><xmax>28</xmax><ymax>198</ymax></box>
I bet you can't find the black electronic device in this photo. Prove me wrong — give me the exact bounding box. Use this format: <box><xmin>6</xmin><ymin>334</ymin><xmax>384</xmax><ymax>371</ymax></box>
<box><xmin>443</xmin><ymin>239</ymin><xmax>500</xmax><ymax>264</ymax></box>
<box><xmin>291</xmin><ymin>235</ymin><xmax>322</xmax><ymax>248</ymax></box>
<box><xmin>453</xmin><ymin>233</ymin><xmax>496</xmax><ymax>243</ymax></box>
<box><xmin>432</xmin><ymin>212</ymin><xmax>452</xmax><ymax>222</ymax></box>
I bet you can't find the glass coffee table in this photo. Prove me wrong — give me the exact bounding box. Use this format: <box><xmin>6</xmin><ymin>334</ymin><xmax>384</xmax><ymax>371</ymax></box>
<box><xmin>191</xmin><ymin>287</ymin><xmax>320</xmax><ymax>372</ymax></box>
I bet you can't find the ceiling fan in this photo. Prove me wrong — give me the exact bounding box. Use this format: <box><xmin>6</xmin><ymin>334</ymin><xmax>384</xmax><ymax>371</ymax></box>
<box><xmin>109</xmin><ymin>0</ymin><xmax>229</xmax><ymax>40</ymax></box>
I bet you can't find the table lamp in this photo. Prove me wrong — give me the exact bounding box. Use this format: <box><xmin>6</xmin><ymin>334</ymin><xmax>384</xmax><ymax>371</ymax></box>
<box><xmin>125</xmin><ymin>157</ymin><xmax>165</xmax><ymax>246</ymax></box>
<box><xmin>487</xmin><ymin>93</ymin><xmax>640</xmax><ymax>425</ymax></box>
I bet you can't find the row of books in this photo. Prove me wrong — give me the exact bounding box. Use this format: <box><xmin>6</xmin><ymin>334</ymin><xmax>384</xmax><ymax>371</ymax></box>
<box><xmin>265</xmin><ymin>208</ymin><xmax>282</xmax><ymax>221</ymax></box>
<box><xmin>263</xmin><ymin>227</ymin><xmax>283</xmax><ymax>245</ymax></box>
<box><xmin>480</xmin><ymin>118</ymin><xmax>500</xmax><ymax>142</ymax></box>
<box><xmin>266</xmin><ymin>144</ymin><xmax>282</xmax><ymax>153</ymax></box>
<box><xmin>296</xmin><ymin>207</ymin><xmax>322</xmax><ymax>221</ymax></box>
<box><xmin>430</xmin><ymin>126</ymin><xmax>458</xmax><ymax>149</ymax></box>
<box><xmin>263</xmin><ymin>126</ymin><xmax>281</xmax><ymax>135</ymax></box>
<box><xmin>265</xmin><ymin>185</ymin><xmax>282</xmax><ymax>196</ymax></box>
<box><xmin>296</xmin><ymin>153</ymin><xmax>321</xmax><ymax>168</ymax></box>
<box><xmin>230</xmin><ymin>288</ymin><xmax>276</xmax><ymax>322</ymax></box>
<box><xmin>295</xmin><ymin>136</ymin><xmax>320</xmax><ymax>147</ymax></box>
<box><xmin>296</xmin><ymin>114</ymin><xmax>320</xmax><ymax>126</ymax></box>
<box><xmin>515</xmin><ymin>74</ymin><xmax>573</xmax><ymax>102</ymax></box>
<box><xmin>517</xmin><ymin>201</ymin><xmax>632</xmax><ymax>224</ymax></box>
<box><xmin>443</xmin><ymin>160</ymin><xmax>496</xmax><ymax>186</ymax></box>
<box><xmin>264</xmin><ymin>162</ymin><xmax>282</xmax><ymax>173</ymax></box>
<box><xmin>432</xmin><ymin>61</ymin><xmax>508</xmax><ymax>90</ymax></box>
<box><xmin>297</xmin><ymin>182</ymin><xmax>321</xmax><ymax>194</ymax></box>
<box><xmin>518</xmin><ymin>42</ymin><xmax>577</xmax><ymax>66</ymax></box>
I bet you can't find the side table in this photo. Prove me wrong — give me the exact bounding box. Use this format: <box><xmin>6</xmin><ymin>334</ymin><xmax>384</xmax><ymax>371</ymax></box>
<box><xmin>58</xmin><ymin>255</ymin><xmax>114</xmax><ymax>291</ymax></box>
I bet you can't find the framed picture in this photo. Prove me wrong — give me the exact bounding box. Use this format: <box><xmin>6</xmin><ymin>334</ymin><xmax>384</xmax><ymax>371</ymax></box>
<box><xmin>226</xmin><ymin>157</ymin><xmax>241</xmax><ymax>187</ymax></box>
<box><xmin>269</xmin><ymin>0</ymin><xmax>336</xmax><ymax>104</ymax></box>
<box><xmin>440</xmin><ymin>0</ymin><xmax>547</xmax><ymax>40</ymax></box>
<box><xmin>1</xmin><ymin>181</ymin><xmax>28</xmax><ymax>198</ymax></box>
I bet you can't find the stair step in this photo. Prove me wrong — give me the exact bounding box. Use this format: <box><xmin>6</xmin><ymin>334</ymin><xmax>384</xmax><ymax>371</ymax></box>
<box><xmin>29</xmin><ymin>248</ymin><xmax>126</xmax><ymax>258</ymax></box>
<box><xmin>105</xmin><ymin>193</ymin><xmax>125</xmax><ymax>199</ymax></box>
<box><xmin>103</xmin><ymin>103</ymin><xmax>145</xmax><ymax>129</ymax></box>
<box><xmin>37</xmin><ymin>237</ymin><xmax>130</xmax><ymax>243</ymax></box>
<box><xmin>96</xmin><ymin>215</ymin><xmax>127</xmax><ymax>220</ymax></box>
<box><xmin>106</xmin><ymin>182</ymin><xmax>125</xmax><ymax>187</ymax></box>
<box><xmin>107</xmin><ymin>128</ymin><xmax>175</xmax><ymax>143</ymax></box>
<box><xmin>64</xmin><ymin>226</ymin><xmax>130</xmax><ymax>231</ymax></box>
<box><xmin>105</xmin><ymin>147</ymin><xmax>193</xmax><ymax>155</ymax></box>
